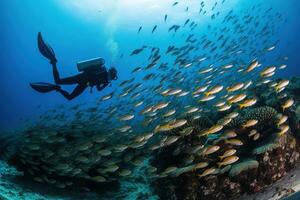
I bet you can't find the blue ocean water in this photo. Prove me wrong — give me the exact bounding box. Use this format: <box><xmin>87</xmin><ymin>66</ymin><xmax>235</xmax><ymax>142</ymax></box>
<box><xmin>1</xmin><ymin>1</ymin><xmax>300</xmax><ymax>199</ymax></box>
<box><xmin>0</xmin><ymin>0</ymin><xmax>299</xmax><ymax>129</ymax></box>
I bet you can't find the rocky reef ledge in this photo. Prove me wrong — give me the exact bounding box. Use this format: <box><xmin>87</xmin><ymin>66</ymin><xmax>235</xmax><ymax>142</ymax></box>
<box><xmin>152</xmin><ymin>77</ymin><xmax>300</xmax><ymax>200</ymax></box>
<box><xmin>154</xmin><ymin>132</ymin><xmax>299</xmax><ymax>200</ymax></box>
<box><xmin>238</xmin><ymin>163</ymin><xmax>300</xmax><ymax>200</ymax></box>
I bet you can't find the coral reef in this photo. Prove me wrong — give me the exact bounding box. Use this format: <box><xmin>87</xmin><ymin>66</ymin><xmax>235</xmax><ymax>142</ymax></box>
<box><xmin>150</xmin><ymin>79</ymin><xmax>300</xmax><ymax>200</ymax></box>
<box><xmin>1</xmin><ymin>77</ymin><xmax>300</xmax><ymax>199</ymax></box>
<box><xmin>226</xmin><ymin>106</ymin><xmax>278</xmax><ymax>128</ymax></box>
<box><xmin>153</xmin><ymin>126</ymin><xmax>299</xmax><ymax>200</ymax></box>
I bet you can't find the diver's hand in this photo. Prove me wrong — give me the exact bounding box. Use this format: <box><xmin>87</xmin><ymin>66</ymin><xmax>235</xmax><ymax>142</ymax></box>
<box><xmin>97</xmin><ymin>83</ymin><xmax>108</xmax><ymax>91</ymax></box>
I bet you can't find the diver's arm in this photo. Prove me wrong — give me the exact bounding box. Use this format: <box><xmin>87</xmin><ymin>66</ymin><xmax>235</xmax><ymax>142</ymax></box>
<box><xmin>56</xmin><ymin>84</ymin><xmax>87</xmax><ymax>100</ymax></box>
<box><xmin>96</xmin><ymin>83</ymin><xmax>108</xmax><ymax>91</ymax></box>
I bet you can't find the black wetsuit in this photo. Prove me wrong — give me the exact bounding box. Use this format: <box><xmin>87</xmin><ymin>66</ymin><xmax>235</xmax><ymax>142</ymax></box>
<box><xmin>52</xmin><ymin>63</ymin><xmax>109</xmax><ymax>100</ymax></box>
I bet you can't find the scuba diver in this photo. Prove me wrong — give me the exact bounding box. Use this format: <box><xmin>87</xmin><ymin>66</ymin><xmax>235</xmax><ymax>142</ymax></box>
<box><xmin>30</xmin><ymin>32</ymin><xmax>118</xmax><ymax>100</ymax></box>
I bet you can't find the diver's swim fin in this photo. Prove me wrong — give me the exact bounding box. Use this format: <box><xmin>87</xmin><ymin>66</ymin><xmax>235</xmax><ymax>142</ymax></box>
<box><xmin>37</xmin><ymin>32</ymin><xmax>57</xmax><ymax>64</ymax></box>
<box><xmin>30</xmin><ymin>82</ymin><xmax>60</xmax><ymax>93</ymax></box>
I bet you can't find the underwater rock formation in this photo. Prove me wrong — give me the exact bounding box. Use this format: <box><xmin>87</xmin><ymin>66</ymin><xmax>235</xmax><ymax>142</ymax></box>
<box><xmin>150</xmin><ymin>79</ymin><xmax>300</xmax><ymax>200</ymax></box>
<box><xmin>153</xmin><ymin>129</ymin><xmax>299</xmax><ymax>200</ymax></box>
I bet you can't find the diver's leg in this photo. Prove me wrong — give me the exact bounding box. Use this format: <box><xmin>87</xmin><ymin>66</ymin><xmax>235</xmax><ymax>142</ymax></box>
<box><xmin>56</xmin><ymin>84</ymin><xmax>87</xmax><ymax>100</ymax></box>
<box><xmin>52</xmin><ymin>63</ymin><xmax>82</xmax><ymax>85</ymax></box>
<box><xmin>38</xmin><ymin>32</ymin><xmax>57</xmax><ymax>64</ymax></box>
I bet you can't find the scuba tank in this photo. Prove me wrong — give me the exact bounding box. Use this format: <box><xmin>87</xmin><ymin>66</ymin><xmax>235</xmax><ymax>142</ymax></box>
<box><xmin>77</xmin><ymin>57</ymin><xmax>106</xmax><ymax>93</ymax></box>
<box><xmin>77</xmin><ymin>57</ymin><xmax>105</xmax><ymax>72</ymax></box>
<box><xmin>77</xmin><ymin>57</ymin><xmax>110</xmax><ymax>94</ymax></box>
